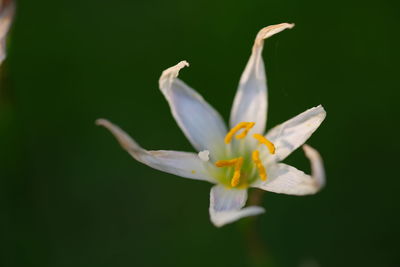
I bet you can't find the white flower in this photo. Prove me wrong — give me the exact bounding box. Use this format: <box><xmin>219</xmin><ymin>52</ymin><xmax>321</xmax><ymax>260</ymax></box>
<box><xmin>97</xmin><ymin>23</ymin><xmax>326</xmax><ymax>227</ymax></box>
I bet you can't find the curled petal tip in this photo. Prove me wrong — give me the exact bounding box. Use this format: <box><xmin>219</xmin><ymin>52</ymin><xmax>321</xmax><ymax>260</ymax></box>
<box><xmin>302</xmin><ymin>144</ymin><xmax>326</xmax><ymax>188</ymax></box>
<box><xmin>172</xmin><ymin>60</ymin><xmax>190</xmax><ymax>72</ymax></box>
<box><xmin>162</xmin><ymin>60</ymin><xmax>189</xmax><ymax>78</ymax></box>
<box><xmin>159</xmin><ymin>60</ymin><xmax>190</xmax><ymax>89</ymax></box>
<box><xmin>302</xmin><ymin>144</ymin><xmax>313</xmax><ymax>155</ymax></box>
<box><xmin>254</xmin><ymin>23</ymin><xmax>295</xmax><ymax>48</ymax></box>
<box><xmin>178</xmin><ymin>60</ymin><xmax>190</xmax><ymax>68</ymax></box>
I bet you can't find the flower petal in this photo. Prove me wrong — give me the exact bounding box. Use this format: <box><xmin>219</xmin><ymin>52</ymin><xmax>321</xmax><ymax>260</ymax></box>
<box><xmin>159</xmin><ymin>61</ymin><xmax>227</xmax><ymax>159</ymax></box>
<box><xmin>253</xmin><ymin>145</ymin><xmax>325</xmax><ymax>195</ymax></box>
<box><xmin>303</xmin><ymin>144</ymin><xmax>326</xmax><ymax>188</ymax></box>
<box><xmin>265</xmin><ymin>105</ymin><xmax>326</xmax><ymax>162</ymax></box>
<box><xmin>230</xmin><ymin>23</ymin><xmax>294</xmax><ymax>134</ymax></box>
<box><xmin>96</xmin><ymin>119</ymin><xmax>215</xmax><ymax>182</ymax></box>
<box><xmin>0</xmin><ymin>0</ymin><xmax>15</xmax><ymax>64</ymax></box>
<box><xmin>209</xmin><ymin>185</ymin><xmax>265</xmax><ymax>227</ymax></box>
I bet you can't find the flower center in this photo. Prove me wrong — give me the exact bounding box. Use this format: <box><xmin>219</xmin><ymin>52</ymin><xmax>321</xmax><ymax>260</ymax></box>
<box><xmin>215</xmin><ymin>157</ymin><xmax>243</xmax><ymax>187</ymax></box>
<box><xmin>214</xmin><ymin>122</ymin><xmax>275</xmax><ymax>188</ymax></box>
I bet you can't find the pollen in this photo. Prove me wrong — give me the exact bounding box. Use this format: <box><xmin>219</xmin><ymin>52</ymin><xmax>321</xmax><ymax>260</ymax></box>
<box><xmin>252</xmin><ymin>150</ymin><xmax>267</xmax><ymax>181</ymax></box>
<box><xmin>253</xmin><ymin>134</ymin><xmax>276</xmax><ymax>154</ymax></box>
<box><xmin>225</xmin><ymin>122</ymin><xmax>255</xmax><ymax>144</ymax></box>
<box><xmin>215</xmin><ymin>157</ymin><xmax>244</xmax><ymax>187</ymax></box>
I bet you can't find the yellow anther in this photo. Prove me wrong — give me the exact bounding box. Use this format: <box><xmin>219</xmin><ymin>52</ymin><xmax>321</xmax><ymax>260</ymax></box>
<box><xmin>215</xmin><ymin>157</ymin><xmax>244</xmax><ymax>187</ymax></box>
<box><xmin>224</xmin><ymin>122</ymin><xmax>255</xmax><ymax>144</ymax></box>
<box><xmin>231</xmin><ymin>157</ymin><xmax>243</xmax><ymax>187</ymax></box>
<box><xmin>252</xmin><ymin>150</ymin><xmax>267</xmax><ymax>181</ymax></box>
<box><xmin>253</xmin><ymin>134</ymin><xmax>276</xmax><ymax>154</ymax></box>
<box><xmin>235</xmin><ymin>122</ymin><xmax>255</xmax><ymax>140</ymax></box>
<box><xmin>215</xmin><ymin>158</ymin><xmax>238</xmax><ymax>167</ymax></box>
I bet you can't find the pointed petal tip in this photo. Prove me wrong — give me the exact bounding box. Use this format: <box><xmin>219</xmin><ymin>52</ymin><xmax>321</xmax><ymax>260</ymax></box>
<box><xmin>210</xmin><ymin>206</ymin><xmax>266</xmax><ymax>227</ymax></box>
<box><xmin>95</xmin><ymin>118</ymin><xmax>109</xmax><ymax>127</ymax></box>
<box><xmin>254</xmin><ymin>23</ymin><xmax>295</xmax><ymax>48</ymax></box>
<box><xmin>316</xmin><ymin>104</ymin><xmax>325</xmax><ymax>111</ymax></box>
<box><xmin>96</xmin><ymin>119</ymin><xmax>118</xmax><ymax>132</ymax></box>
<box><xmin>95</xmin><ymin>118</ymin><xmax>140</xmax><ymax>152</ymax></box>
<box><xmin>315</xmin><ymin>105</ymin><xmax>327</xmax><ymax>119</ymax></box>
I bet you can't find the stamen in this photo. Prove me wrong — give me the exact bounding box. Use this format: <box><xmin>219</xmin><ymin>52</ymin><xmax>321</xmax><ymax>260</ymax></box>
<box><xmin>231</xmin><ymin>157</ymin><xmax>243</xmax><ymax>187</ymax></box>
<box><xmin>224</xmin><ymin>122</ymin><xmax>255</xmax><ymax>144</ymax></box>
<box><xmin>215</xmin><ymin>157</ymin><xmax>244</xmax><ymax>187</ymax></box>
<box><xmin>253</xmin><ymin>134</ymin><xmax>276</xmax><ymax>154</ymax></box>
<box><xmin>215</xmin><ymin>158</ymin><xmax>238</xmax><ymax>167</ymax></box>
<box><xmin>252</xmin><ymin>150</ymin><xmax>267</xmax><ymax>181</ymax></box>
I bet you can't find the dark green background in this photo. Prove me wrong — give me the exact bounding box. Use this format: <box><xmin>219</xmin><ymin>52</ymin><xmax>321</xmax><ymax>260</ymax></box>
<box><xmin>1</xmin><ymin>0</ymin><xmax>399</xmax><ymax>266</ymax></box>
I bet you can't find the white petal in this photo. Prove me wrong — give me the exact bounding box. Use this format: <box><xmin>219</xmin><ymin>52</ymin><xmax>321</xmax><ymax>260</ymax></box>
<box><xmin>230</xmin><ymin>23</ymin><xmax>294</xmax><ymax>134</ymax></box>
<box><xmin>159</xmin><ymin>61</ymin><xmax>227</xmax><ymax>159</ymax></box>
<box><xmin>96</xmin><ymin>119</ymin><xmax>215</xmax><ymax>182</ymax></box>
<box><xmin>209</xmin><ymin>185</ymin><xmax>265</xmax><ymax>227</ymax></box>
<box><xmin>253</xmin><ymin>146</ymin><xmax>325</xmax><ymax>195</ymax></box>
<box><xmin>265</xmin><ymin>105</ymin><xmax>326</xmax><ymax>162</ymax></box>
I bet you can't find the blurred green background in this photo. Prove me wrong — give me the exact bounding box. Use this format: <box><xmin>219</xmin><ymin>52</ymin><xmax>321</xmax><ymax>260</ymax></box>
<box><xmin>1</xmin><ymin>0</ymin><xmax>399</xmax><ymax>266</ymax></box>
